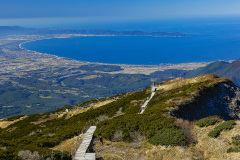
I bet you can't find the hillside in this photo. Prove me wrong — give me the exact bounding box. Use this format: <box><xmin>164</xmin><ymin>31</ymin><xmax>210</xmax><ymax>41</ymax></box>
<box><xmin>186</xmin><ymin>60</ymin><xmax>230</xmax><ymax>78</ymax></box>
<box><xmin>0</xmin><ymin>34</ymin><xmax>208</xmax><ymax>119</ymax></box>
<box><xmin>186</xmin><ymin>59</ymin><xmax>240</xmax><ymax>87</ymax></box>
<box><xmin>0</xmin><ymin>64</ymin><xmax>189</xmax><ymax>119</ymax></box>
<box><xmin>1</xmin><ymin>74</ymin><xmax>240</xmax><ymax>159</ymax></box>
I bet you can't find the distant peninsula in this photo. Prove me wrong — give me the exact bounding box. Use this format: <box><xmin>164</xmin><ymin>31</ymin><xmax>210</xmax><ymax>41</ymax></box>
<box><xmin>64</xmin><ymin>29</ymin><xmax>193</xmax><ymax>37</ymax></box>
<box><xmin>0</xmin><ymin>26</ymin><xmax>192</xmax><ymax>37</ymax></box>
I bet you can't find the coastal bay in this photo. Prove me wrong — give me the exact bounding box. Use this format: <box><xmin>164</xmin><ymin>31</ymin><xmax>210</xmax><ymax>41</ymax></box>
<box><xmin>0</xmin><ymin>34</ymin><xmax>208</xmax><ymax>118</ymax></box>
<box><xmin>21</xmin><ymin>35</ymin><xmax>240</xmax><ymax>65</ymax></box>
<box><xmin>1</xmin><ymin>16</ymin><xmax>240</xmax><ymax>118</ymax></box>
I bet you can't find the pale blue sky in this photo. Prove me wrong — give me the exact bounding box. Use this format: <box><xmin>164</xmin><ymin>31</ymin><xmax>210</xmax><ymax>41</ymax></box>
<box><xmin>0</xmin><ymin>0</ymin><xmax>240</xmax><ymax>28</ymax></box>
<box><xmin>0</xmin><ymin>0</ymin><xmax>240</xmax><ymax>19</ymax></box>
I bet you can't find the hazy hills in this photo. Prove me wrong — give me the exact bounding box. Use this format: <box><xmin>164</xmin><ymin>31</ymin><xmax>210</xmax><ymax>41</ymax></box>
<box><xmin>2</xmin><ymin>56</ymin><xmax>240</xmax><ymax>119</ymax></box>
<box><xmin>0</xmin><ymin>26</ymin><xmax>195</xmax><ymax>119</ymax></box>
<box><xmin>2</xmin><ymin>58</ymin><xmax>240</xmax><ymax>119</ymax></box>
<box><xmin>186</xmin><ymin>59</ymin><xmax>240</xmax><ymax>86</ymax></box>
<box><xmin>186</xmin><ymin>60</ymin><xmax>230</xmax><ymax>77</ymax></box>
<box><xmin>0</xmin><ymin>64</ymin><xmax>187</xmax><ymax>119</ymax></box>
<box><xmin>0</xmin><ymin>26</ymin><xmax>192</xmax><ymax>37</ymax></box>
<box><xmin>1</xmin><ymin>74</ymin><xmax>240</xmax><ymax>159</ymax></box>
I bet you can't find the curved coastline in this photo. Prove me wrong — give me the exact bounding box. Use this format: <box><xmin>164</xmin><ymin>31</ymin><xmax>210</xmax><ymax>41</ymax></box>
<box><xmin>19</xmin><ymin>36</ymin><xmax>75</xmax><ymax>53</ymax></box>
<box><xmin>19</xmin><ymin>35</ymin><xmax>95</xmax><ymax>65</ymax></box>
<box><xmin>18</xmin><ymin>35</ymin><xmax>125</xmax><ymax>65</ymax></box>
<box><xmin>18</xmin><ymin>35</ymin><xmax>214</xmax><ymax>70</ymax></box>
<box><xmin>18</xmin><ymin>35</ymin><xmax>148</xmax><ymax>66</ymax></box>
<box><xmin>3</xmin><ymin>35</ymin><xmax>210</xmax><ymax>76</ymax></box>
<box><xmin>18</xmin><ymin>37</ymin><xmax>123</xmax><ymax>66</ymax></box>
<box><xmin>19</xmin><ymin>38</ymin><xmax>60</xmax><ymax>54</ymax></box>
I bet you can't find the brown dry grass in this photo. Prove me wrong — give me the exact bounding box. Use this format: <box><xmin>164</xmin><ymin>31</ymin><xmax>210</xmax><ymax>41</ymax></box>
<box><xmin>94</xmin><ymin>120</ymin><xmax>240</xmax><ymax>160</ymax></box>
<box><xmin>58</xmin><ymin>100</ymin><xmax>115</xmax><ymax>119</ymax></box>
<box><xmin>95</xmin><ymin>139</ymin><xmax>203</xmax><ymax>160</ymax></box>
<box><xmin>63</xmin><ymin>108</ymin><xmax>90</xmax><ymax>119</ymax></box>
<box><xmin>191</xmin><ymin>121</ymin><xmax>240</xmax><ymax>160</ymax></box>
<box><xmin>31</xmin><ymin>114</ymin><xmax>56</xmax><ymax>125</ymax></box>
<box><xmin>0</xmin><ymin>116</ymin><xmax>27</xmax><ymax>128</ymax></box>
<box><xmin>53</xmin><ymin>74</ymin><xmax>238</xmax><ymax>159</ymax></box>
<box><xmin>52</xmin><ymin>134</ymin><xmax>83</xmax><ymax>153</ymax></box>
<box><xmin>92</xmin><ymin>100</ymin><xmax>115</xmax><ymax>109</ymax></box>
<box><xmin>157</xmin><ymin>74</ymin><xmax>230</xmax><ymax>92</ymax></box>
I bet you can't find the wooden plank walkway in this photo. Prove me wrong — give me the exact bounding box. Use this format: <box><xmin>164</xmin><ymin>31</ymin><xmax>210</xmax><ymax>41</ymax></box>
<box><xmin>75</xmin><ymin>126</ymin><xmax>96</xmax><ymax>160</ymax></box>
<box><xmin>139</xmin><ymin>85</ymin><xmax>157</xmax><ymax>114</ymax></box>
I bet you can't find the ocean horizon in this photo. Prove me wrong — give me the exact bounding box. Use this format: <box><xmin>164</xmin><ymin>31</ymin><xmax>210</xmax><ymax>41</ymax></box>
<box><xmin>21</xmin><ymin>17</ymin><xmax>240</xmax><ymax>65</ymax></box>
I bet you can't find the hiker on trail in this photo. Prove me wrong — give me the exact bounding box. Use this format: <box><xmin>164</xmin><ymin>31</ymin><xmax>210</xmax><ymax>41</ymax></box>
<box><xmin>99</xmin><ymin>135</ymin><xmax>103</xmax><ymax>145</ymax></box>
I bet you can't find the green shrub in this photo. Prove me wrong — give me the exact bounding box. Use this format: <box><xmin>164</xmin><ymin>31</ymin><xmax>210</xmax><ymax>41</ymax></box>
<box><xmin>148</xmin><ymin>127</ymin><xmax>186</xmax><ymax>146</ymax></box>
<box><xmin>96</xmin><ymin>78</ymin><xmax>218</xmax><ymax>143</ymax></box>
<box><xmin>227</xmin><ymin>135</ymin><xmax>240</xmax><ymax>153</ymax></box>
<box><xmin>0</xmin><ymin>148</ymin><xmax>21</xmax><ymax>160</ymax></box>
<box><xmin>232</xmin><ymin>140</ymin><xmax>240</xmax><ymax>146</ymax></box>
<box><xmin>52</xmin><ymin>151</ymin><xmax>72</xmax><ymax>160</ymax></box>
<box><xmin>5</xmin><ymin>115</ymin><xmax>25</xmax><ymax>121</ymax></box>
<box><xmin>208</xmin><ymin>129</ymin><xmax>220</xmax><ymax>138</ymax></box>
<box><xmin>0</xmin><ymin>89</ymin><xmax>150</xmax><ymax>156</ymax></box>
<box><xmin>208</xmin><ymin>120</ymin><xmax>236</xmax><ymax>138</ymax></box>
<box><xmin>1</xmin><ymin>75</ymin><xmax>225</xmax><ymax>155</ymax></box>
<box><xmin>196</xmin><ymin>117</ymin><xmax>218</xmax><ymax>127</ymax></box>
<box><xmin>230</xmin><ymin>135</ymin><xmax>240</xmax><ymax>147</ymax></box>
<box><xmin>96</xmin><ymin>114</ymin><xmax>175</xmax><ymax>141</ymax></box>
<box><xmin>232</xmin><ymin>135</ymin><xmax>240</xmax><ymax>141</ymax></box>
<box><xmin>227</xmin><ymin>147</ymin><xmax>240</xmax><ymax>153</ymax></box>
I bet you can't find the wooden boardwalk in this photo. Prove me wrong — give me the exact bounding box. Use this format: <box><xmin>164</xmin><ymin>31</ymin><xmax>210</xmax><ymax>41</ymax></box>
<box><xmin>75</xmin><ymin>126</ymin><xmax>96</xmax><ymax>160</ymax></box>
<box><xmin>139</xmin><ymin>85</ymin><xmax>157</xmax><ymax>114</ymax></box>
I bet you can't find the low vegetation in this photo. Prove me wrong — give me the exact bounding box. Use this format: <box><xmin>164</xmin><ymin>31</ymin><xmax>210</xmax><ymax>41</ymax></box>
<box><xmin>0</xmin><ymin>74</ymin><xmax>237</xmax><ymax>159</ymax></box>
<box><xmin>208</xmin><ymin>120</ymin><xmax>236</xmax><ymax>138</ymax></box>
<box><xmin>5</xmin><ymin>115</ymin><xmax>25</xmax><ymax>121</ymax></box>
<box><xmin>148</xmin><ymin>127</ymin><xmax>186</xmax><ymax>146</ymax></box>
<box><xmin>0</xmin><ymin>88</ymin><xmax>150</xmax><ymax>159</ymax></box>
<box><xmin>227</xmin><ymin>135</ymin><xmax>240</xmax><ymax>153</ymax></box>
<box><xmin>196</xmin><ymin>117</ymin><xmax>219</xmax><ymax>127</ymax></box>
<box><xmin>96</xmin><ymin>74</ymin><xmax>229</xmax><ymax>145</ymax></box>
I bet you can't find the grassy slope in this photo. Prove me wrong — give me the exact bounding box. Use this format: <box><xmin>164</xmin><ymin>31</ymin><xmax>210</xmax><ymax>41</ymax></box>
<box><xmin>94</xmin><ymin>120</ymin><xmax>240</xmax><ymax>160</ymax></box>
<box><xmin>0</xmin><ymin>68</ymin><xmax>187</xmax><ymax>119</ymax></box>
<box><xmin>0</xmin><ymin>74</ymin><xmax>237</xmax><ymax>159</ymax></box>
<box><xmin>0</xmin><ymin>89</ymin><xmax>150</xmax><ymax>159</ymax></box>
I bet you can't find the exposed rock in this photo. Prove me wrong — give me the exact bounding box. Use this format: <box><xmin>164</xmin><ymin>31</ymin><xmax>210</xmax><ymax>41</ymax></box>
<box><xmin>170</xmin><ymin>80</ymin><xmax>240</xmax><ymax>121</ymax></box>
<box><xmin>18</xmin><ymin>150</ymin><xmax>40</xmax><ymax>160</ymax></box>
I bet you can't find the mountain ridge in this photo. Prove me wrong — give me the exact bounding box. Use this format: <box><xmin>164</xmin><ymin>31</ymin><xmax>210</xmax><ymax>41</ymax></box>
<box><xmin>186</xmin><ymin>58</ymin><xmax>240</xmax><ymax>86</ymax></box>
<box><xmin>0</xmin><ymin>26</ymin><xmax>192</xmax><ymax>37</ymax></box>
<box><xmin>1</xmin><ymin>74</ymin><xmax>240</xmax><ymax>159</ymax></box>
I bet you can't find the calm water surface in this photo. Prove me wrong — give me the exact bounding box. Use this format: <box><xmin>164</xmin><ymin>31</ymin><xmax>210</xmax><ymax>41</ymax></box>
<box><xmin>21</xmin><ymin>17</ymin><xmax>240</xmax><ymax>65</ymax></box>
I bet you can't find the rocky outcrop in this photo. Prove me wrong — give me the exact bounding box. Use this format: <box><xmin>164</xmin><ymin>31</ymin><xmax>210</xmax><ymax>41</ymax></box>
<box><xmin>170</xmin><ymin>81</ymin><xmax>240</xmax><ymax>121</ymax></box>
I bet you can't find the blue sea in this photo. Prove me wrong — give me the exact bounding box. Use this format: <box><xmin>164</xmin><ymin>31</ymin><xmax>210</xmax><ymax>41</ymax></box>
<box><xmin>21</xmin><ymin>17</ymin><xmax>240</xmax><ymax>65</ymax></box>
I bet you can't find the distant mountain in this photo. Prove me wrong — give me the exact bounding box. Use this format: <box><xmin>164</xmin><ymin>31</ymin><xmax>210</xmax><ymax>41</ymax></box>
<box><xmin>0</xmin><ymin>26</ymin><xmax>192</xmax><ymax>37</ymax></box>
<box><xmin>186</xmin><ymin>61</ymin><xmax>230</xmax><ymax>77</ymax></box>
<box><xmin>65</xmin><ymin>29</ymin><xmax>192</xmax><ymax>37</ymax></box>
<box><xmin>0</xmin><ymin>26</ymin><xmax>26</xmax><ymax>30</ymax></box>
<box><xmin>186</xmin><ymin>59</ymin><xmax>240</xmax><ymax>86</ymax></box>
<box><xmin>0</xmin><ymin>26</ymin><xmax>35</xmax><ymax>34</ymax></box>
